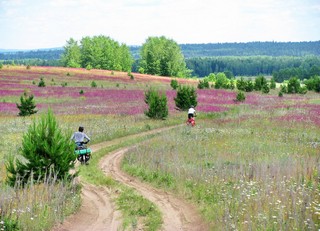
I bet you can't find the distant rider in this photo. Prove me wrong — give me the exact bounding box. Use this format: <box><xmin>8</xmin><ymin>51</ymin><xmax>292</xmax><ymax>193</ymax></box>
<box><xmin>187</xmin><ymin>105</ymin><xmax>196</xmax><ymax>120</ymax></box>
<box><xmin>71</xmin><ymin>126</ymin><xmax>90</xmax><ymax>147</ymax></box>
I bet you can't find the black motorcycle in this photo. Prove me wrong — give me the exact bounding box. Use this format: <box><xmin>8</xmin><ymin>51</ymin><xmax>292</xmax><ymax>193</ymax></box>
<box><xmin>74</xmin><ymin>142</ymin><xmax>91</xmax><ymax>165</ymax></box>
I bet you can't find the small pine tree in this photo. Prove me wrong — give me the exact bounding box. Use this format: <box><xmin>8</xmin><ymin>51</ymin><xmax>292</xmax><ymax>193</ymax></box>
<box><xmin>236</xmin><ymin>91</ymin><xmax>246</xmax><ymax>102</ymax></box>
<box><xmin>270</xmin><ymin>77</ymin><xmax>276</xmax><ymax>89</ymax></box>
<box><xmin>38</xmin><ymin>77</ymin><xmax>46</xmax><ymax>87</ymax></box>
<box><xmin>91</xmin><ymin>81</ymin><xmax>97</xmax><ymax>88</ymax></box>
<box><xmin>6</xmin><ymin>109</ymin><xmax>76</xmax><ymax>186</ymax></box>
<box><xmin>16</xmin><ymin>91</ymin><xmax>37</xmax><ymax>116</ymax></box>
<box><xmin>174</xmin><ymin>85</ymin><xmax>197</xmax><ymax>111</ymax></box>
<box><xmin>198</xmin><ymin>79</ymin><xmax>210</xmax><ymax>89</ymax></box>
<box><xmin>170</xmin><ymin>79</ymin><xmax>179</xmax><ymax>90</ymax></box>
<box><xmin>144</xmin><ymin>89</ymin><xmax>168</xmax><ymax>119</ymax></box>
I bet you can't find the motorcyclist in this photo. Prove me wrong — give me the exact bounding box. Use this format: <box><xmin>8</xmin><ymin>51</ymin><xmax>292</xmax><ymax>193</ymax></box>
<box><xmin>71</xmin><ymin>126</ymin><xmax>90</xmax><ymax>148</ymax></box>
<box><xmin>187</xmin><ymin>105</ymin><xmax>196</xmax><ymax>120</ymax></box>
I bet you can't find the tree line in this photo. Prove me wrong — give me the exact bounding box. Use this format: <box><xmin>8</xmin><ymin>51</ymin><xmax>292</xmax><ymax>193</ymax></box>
<box><xmin>1</xmin><ymin>38</ymin><xmax>320</xmax><ymax>81</ymax></box>
<box><xmin>186</xmin><ymin>55</ymin><xmax>320</xmax><ymax>77</ymax></box>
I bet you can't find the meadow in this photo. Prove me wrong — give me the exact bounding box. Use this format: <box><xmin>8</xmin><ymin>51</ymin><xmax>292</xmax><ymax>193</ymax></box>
<box><xmin>0</xmin><ymin>65</ymin><xmax>320</xmax><ymax>230</ymax></box>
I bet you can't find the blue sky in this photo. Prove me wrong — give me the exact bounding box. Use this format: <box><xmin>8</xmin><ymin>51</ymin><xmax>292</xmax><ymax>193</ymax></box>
<box><xmin>0</xmin><ymin>0</ymin><xmax>319</xmax><ymax>50</ymax></box>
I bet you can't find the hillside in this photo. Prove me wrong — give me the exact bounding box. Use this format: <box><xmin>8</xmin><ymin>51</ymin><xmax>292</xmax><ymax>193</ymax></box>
<box><xmin>1</xmin><ymin>41</ymin><xmax>319</xmax><ymax>61</ymax></box>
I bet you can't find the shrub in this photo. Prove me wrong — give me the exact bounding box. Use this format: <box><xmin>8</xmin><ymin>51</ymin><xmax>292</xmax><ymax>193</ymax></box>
<box><xmin>26</xmin><ymin>65</ymin><xmax>31</xmax><ymax>70</ymax></box>
<box><xmin>270</xmin><ymin>77</ymin><xmax>276</xmax><ymax>89</ymax></box>
<box><xmin>128</xmin><ymin>72</ymin><xmax>134</xmax><ymax>80</ymax></box>
<box><xmin>174</xmin><ymin>85</ymin><xmax>197</xmax><ymax>111</ymax></box>
<box><xmin>236</xmin><ymin>77</ymin><xmax>246</xmax><ymax>91</ymax></box>
<box><xmin>261</xmin><ymin>84</ymin><xmax>270</xmax><ymax>94</ymax></box>
<box><xmin>170</xmin><ymin>79</ymin><xmax>179</xmax><ymax>90</ymax></box>
<box><xmin>79</xmin><ymin>89</ymin><xmax>84</xmax><ymax>94</ymax></box>
<box><xmin>38</xmin><ymin>77</ymin><xmax>46</xmax><ymax>87</ymax></box>
<box><xmin>5</xmin><ymin>109</ymin><xmax>76</xmax><ymax>186</ymax></box>
<box><xmin>144</xmin><ymin>88</ymin><xmax>168</xmax><ymax>119</ymax></box>
<box><xmin>287</xmin><ymin>77</ymin><xmax>301</xmax><ymax>94</ymax></box>
<box><xmin>16</xmin><ymin>90</ymin><xmax>37</xmax><ymax>116</ymax></box>
<box><xmin>0</xmin><ymin>62</ymin><xmax>3</xmax><ymax>69</ymax></box>
<box><xmin>198</xmin><ymin>79</ymin><xmax>210</xmax><ymax>89</ymax></box>
<box><xmin>254</xmin><ymin>75</ymin><xmax>268</xmax><ymax>91</ymax></box>
<box><xmin>91</xmin><ymin>81</ymin><xmax>97</xmax><ymax>88</ymax></box>
<box><xmin>86</xmin><ymin>64</ymin><xmax>92</xmax><ymax>70</ymax></box>
<box><xmin>278</xmin><ymin>91</ymin><xmax>284</xmax><ymax>97</ymax></box>
<box><xmin>235</xmin><ymin>91</ymin><xmax>246</xmax><ymax>102</ymax></box>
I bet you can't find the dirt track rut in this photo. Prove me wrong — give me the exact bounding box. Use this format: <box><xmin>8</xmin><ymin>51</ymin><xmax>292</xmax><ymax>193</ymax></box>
<box><xmin>52</xmin><ymin>126</ymin><xmax>208</xmax><ymax>231</ymax></box>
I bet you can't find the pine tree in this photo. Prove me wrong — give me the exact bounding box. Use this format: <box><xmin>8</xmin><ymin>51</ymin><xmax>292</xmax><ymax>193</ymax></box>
<box><xmin>16</xmin><ymin>91</ymin><xmax>37</xmax><ymax>116</ymax></box>
<box><xmin>6</xmin><ymin>109</ymin><xmax>77</xmax><ymax>186</ymax></box>
<box><xmin>174</xmin><ymin>85</ymin><xmax>197</xmax><ymax>111</ymax></box>
<box><xmin>144</xmin><ymin>88</ymin><xmax>168</xmax><ymax>119</ymax></box>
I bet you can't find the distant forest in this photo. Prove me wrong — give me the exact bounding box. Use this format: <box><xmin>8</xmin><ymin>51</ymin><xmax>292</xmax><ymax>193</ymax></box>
<box><xmin>1</xmin><ymin>41</ymin><xmax>320</xmax><ymax>79</ymax></box>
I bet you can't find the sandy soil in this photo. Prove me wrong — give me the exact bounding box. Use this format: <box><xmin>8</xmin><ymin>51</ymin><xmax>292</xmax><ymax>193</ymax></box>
<box><xmin>52</xmin><ymin>126</ymin><xmax>209</xmax><ymax>231</ymax></box>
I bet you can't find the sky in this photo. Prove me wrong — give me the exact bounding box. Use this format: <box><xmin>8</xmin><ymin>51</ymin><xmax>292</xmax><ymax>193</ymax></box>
<box><xmin>0</xmin><ymin>0</ymin><xmax>319</xmax><ymax>50</ymax></box>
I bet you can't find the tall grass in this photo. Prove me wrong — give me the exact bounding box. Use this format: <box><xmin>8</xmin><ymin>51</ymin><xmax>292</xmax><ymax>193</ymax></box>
<box><xmin>0</xmin><ymin>113</ymin><xmax>176</xmax><ymax>230</ymax></box>
<box><xmin>123</xmin><ymin>106</ymin><xmax>320</xmax><ymax>230</ymax></box>
<box><xmin>0</xmin><ymin>174</ymin><xmax>81</xmax><ymax>231</ymax></box>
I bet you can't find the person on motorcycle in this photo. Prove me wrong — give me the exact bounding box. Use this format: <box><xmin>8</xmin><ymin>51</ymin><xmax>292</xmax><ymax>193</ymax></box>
<box><xmin>188</xmin><ymin>105</ymin><xmax>196</xmax><ymax>120</ymax></box>
<box><xmin>71</xmin><ymin>126</ymin><xmax>90</xmax><ymax>148</ymax></box>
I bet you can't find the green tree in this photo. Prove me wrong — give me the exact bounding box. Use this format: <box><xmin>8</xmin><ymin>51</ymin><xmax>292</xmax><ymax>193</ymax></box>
<box><xmin>80</xmin><ymin>35</ymin><xmax>133</xmax><ymax>71</ymax></box>
<box><xmin>174</xmin><ymin>85</ymin><xmax>197</xmax><ymax>111</ymax></box>
<box><xmin>215</xmin><ymin>72</ymin><xmax>229</xmax><ymax>89</ymax></box>
<box><xmin>270</xmin><ymin>77</ymin><xmax>276</xmax><ymax>89</ymax></box>
<box><xmin>287</xmin><ymin>77</ymin><xmax>301</xmax><ymax>93</ymax></box>
<box><xmin>144</xmin><ymin>89</ymin><xmax>168</xmax><ymax>119</ymax></box>
<box><xmin>6</xmin><ymin>109</ymin><xmax>76</xmax><ymax>186</ymax></box>
<box><xmin>16</xmin><ymin>90</ymin><xmax>37</xmax><ymax>116</ymax></box>
<box><xmin>139</xmin><ymin>36</ymin><xmax>190</xmax><ymax>77</ymax></box>
<box><xmin>254</xmin><ymin>75</ymin><xmax>268</xmax><ymax>91</ymax></box>
<box><xmin>170</xmin><ymin>79</ymin><xmax>179</xmax><ymax>90</ymax></box>
<box><xmin>61</xmin><ymin>38</ymin><xmax>81</xmax><ymax>68</ymax></box>
<box><xmin>236</xmin><ymin>91</ymin><xmax>246</xmax><ymax>102</ymax></box>
<box><xmin>38</xmin><ymin>77</ymin><xmax>46</xmax><ymax>87</ymax></box>
<box><xmin>198</xmin><ymin>78</ymin><xmax>210</xmax><ymax>89</ymax></box>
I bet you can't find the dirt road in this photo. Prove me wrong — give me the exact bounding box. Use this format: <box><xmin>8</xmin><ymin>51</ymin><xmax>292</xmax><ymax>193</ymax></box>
<box><xmin>53</xmin><ymin>126</ymin><xmax>208</xmax><ymax>231</ymax></box>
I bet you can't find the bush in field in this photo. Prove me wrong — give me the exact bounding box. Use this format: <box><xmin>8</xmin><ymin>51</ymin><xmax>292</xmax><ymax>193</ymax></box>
<box><xmin>91</xmin><ymin>81</ymin><xmax>97</xmax><ymax>88</ymax></box>
<box><xmin>198</xmin><ymin>78</ymin><xmax>210</xmax><ymax>89</ymax></box>
<box><xmin>236</xmin><ymin>77</ymin><xmax>246</xmax><ymax>91</ymax></box>
<box><xmin>287</xmin><ymin>77</ymin><xmax>301</xmax><ymax>93</ymax></box>
<box><xmin>304</xmin><ymin>76</ymin><xmax>320</xmax><ymax>92</ymax></box>
<box><xmin>254</xmin><ymin>75</ymin><xmax>268</xmax><ymax>91</ymax></box>
<box><xmin>38</xmin><ymin>77</ymin><xmax>46</xmax><ymax>87</ymax></box>
<box><xmin>214</xmin><ymin>72</ymin><xmax>229</xmax><ymax>89</ymax></box>
<box><xmin>261</xmin><ymin>84</ymin><xmax>270</xmax><ymax>94</ymax></box>
<box><xmin>270</xmin><ymin>77</ymin><xmax>276</xmax><ymax>89</ymax></box>
<box><xmin>235</xmin><ymin>91</ymin><xmax>246</xmax><ymax>102</ymax></box>
<box><xmin>170</xmin><ymin>79</ymin><xmax>179</xmax><ymax>90</ymax></box>
<box><xmin>174</xmin><ymin>85</ymin><xmax>197</xmax><ymax>110</ymax></box>
<box><xmin>5</xmin><ymin>109</ymin><xmax>76</xmax><ymax>186</ymax></box>
<box><xmin>144</xmin><ymin>88</ymin><xmax>168</xmax><ymax>119</ymax></box>
<box><xmin>245</xmin><ymin>80</ymin><xmax>254</xmax><ymax>92</ymax></box>
<box><xmin>16</xmin><ymin>91</ymin><xmax>37</xmax><ymax>116</ymax></box>
<box><xmin>0</xmin><ymin>63</ymin><xmax>3</xmax><ymax>69</ymax></box>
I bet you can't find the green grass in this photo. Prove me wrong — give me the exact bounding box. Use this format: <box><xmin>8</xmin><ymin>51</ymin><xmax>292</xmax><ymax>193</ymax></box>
<box><xmin>78</xmin><ymin>132</ymin><xmax>165</xmax><ymax>230</ymax></box>
<box><xmin>122</xmin><ymin>109</ymin><xmax>320</xmax><ymax>230</ymax></box>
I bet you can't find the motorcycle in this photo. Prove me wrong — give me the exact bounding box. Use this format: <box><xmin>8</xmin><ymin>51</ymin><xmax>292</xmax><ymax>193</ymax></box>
<box><xmin>74</xmin><ymin>142</ymin><xmax>91</xmax><ymax>165</ymax></box>
<box><xmin>186</xmin><ymin>117</ymin><xmax>196</xmax><ymax>127</ymax></box>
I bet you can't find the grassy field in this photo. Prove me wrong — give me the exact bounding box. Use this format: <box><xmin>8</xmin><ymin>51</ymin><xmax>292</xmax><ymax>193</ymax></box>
<box><xmin>1</xmin><ymin>65</ymin><xmax>320</xmax><ymax>230</ymax></box>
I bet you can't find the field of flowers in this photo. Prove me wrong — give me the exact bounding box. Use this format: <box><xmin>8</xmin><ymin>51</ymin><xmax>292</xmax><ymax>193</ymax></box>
<box><xmin>1</xmin><ymin>65</ymin><xmax>320</xmax><ymax>230</ymax></box>
<box><xmin>123</xmin><ymin>91</ymin><xmax>320</xmax><ymax>229</ymax></box>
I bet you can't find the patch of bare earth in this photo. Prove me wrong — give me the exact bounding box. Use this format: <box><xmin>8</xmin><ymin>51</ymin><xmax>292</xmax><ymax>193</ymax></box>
<box><xmin>52</xmin><ymin>126</ymin><xmax>209</xmax><ymax>231</ymax></box>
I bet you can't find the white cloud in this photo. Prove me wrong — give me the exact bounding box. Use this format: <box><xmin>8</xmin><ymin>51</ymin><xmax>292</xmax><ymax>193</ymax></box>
<box><xmin>0</xmin><ymin>0</ymin><xmax>319</xmax><ymax>49</ymax></box>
